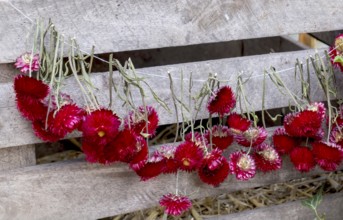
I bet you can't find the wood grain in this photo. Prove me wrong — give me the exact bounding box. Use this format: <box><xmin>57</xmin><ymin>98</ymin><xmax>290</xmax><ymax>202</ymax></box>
<box><xmin>310</xmin><ymin>30</ymin><xmax>343</xmax><ymax>45</ymax></box>
<box><xmin>0</xmin><ymin>153</ymin><xmax>340</xmax><ymax>219</ymax></box>
<box><xmin>0</xmin><ymin>145</ymin><xmax>35</xmax><ymax>171</ymax></box>
<box><xmin>1</xmin><ymin>48</ymin><xmax>342</xmax><ymax>149</ymax></box>
<box><xmin>204</xmin><ymin>192</ymin><xmax>343</xmax><ymax>220</ymax></box>
<box><xmin>0</xmin><ymin>0</ymin><xmax>342</xmax><ymax>63</ymax></box>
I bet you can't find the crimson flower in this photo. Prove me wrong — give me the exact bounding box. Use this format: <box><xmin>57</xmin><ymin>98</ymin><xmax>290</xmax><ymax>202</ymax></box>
<box><xmin>16</xmin><ymin>94</ymin><xmax>48</xmax><ymax>121</ymax></box>
<box><xmin>14</xmin><ymin>53</ymin><xmax>40</xmax><ymax>73</ymax></box>
<box><xmin>330</xmin><ymin>127</ymin><xmax>343</xmax><ymax>148</ymax></box>
<box><xmin>227</xmin><ymin>113</ymin><xmax>251</xmax><ymax>134</ymax></box>
<box><xmin>198</xmin><ymin>149</ymin><xmax>229</xmax><ymax>186</ymax></box>
<box><xmin>159</xmin><ymin>193</ymin><xmax>192</xmax><ymax>216</ymax></box>
<box><xmin>252</xmin><ymin>143</ymin><xmax>282</xmax><ymax>173</ymax></box>
<box><xmin>81</xmin><ymin>109</ymin><xmax>121</xmax><ymax>146</ymax></box>
<box><xmin>174</xmin><ymin>141</ymin><xmax>204</xmax><ymax>172</ymax></box>
<box><xmin>272</xmin><ymin>127</ymin><xmax>298</xmax><ymax>154</ymax></box>
<box><xmin>129</xmin><ymin>137</ymin><xmax>149</xmax><ymax>171</ymax></box>
<box><xmin>312</xmin><ymin>141</ymin><xmax>343</xmax><ymax>171</ymax></box>
<box><xmin>235</xmin><ymin>127</ymin><xmax>267</xmax><ymax>147</ymax></box>
<box><xmin>290</xmin><ymin>146</ymin><xmax>315</xmax><ymax>172</ymax></box>
<box><xmin>184</xmin><ymin>132</ymin><xmax>208</xmax><ymax>151</ymax></box>
<box><xmin>151</xmin><ymin>145</ymin><xmax>179</xmax><ymax>174</ymax></box>
<box><xmin>124</xmin><ymin>105</ymin><xmax>159</xmax><ymax>138</ymax></box>
<box><xmin>329</xmin><ymin>34</ymin><xmax>343</xmax><ymax>72</ymax></box>
<box><xmin>207</xmin><ymin>85</ymin><xmax>236</xmax><ymax>116</ymax></box>
<box><xmin>32</xmin><ymin>120</ymin><xmax>62</xmax><ymax>142</ymax></box>
<box><xmin>49</xmin><ymin>104</ymin><xmax>85</xmax><ymax>137</ymax></box>
<box><xmin>14</xmin><ymin>75</ymin><xmax>49</xmax><ymax>100</ymax></box>
<box><xmin>135</xmin><ymin>161</ymin><xmax>165</xmax><ymax>181</ymax></box>
<box><xmin>229</xmin><ymin>151</ymin><xmax>256</xmax><ymax>180</ymax></box>
<box><xmin>205</xmin><ymin>125</ymin><xmax>233</xmax><ymax>150</ymax></box>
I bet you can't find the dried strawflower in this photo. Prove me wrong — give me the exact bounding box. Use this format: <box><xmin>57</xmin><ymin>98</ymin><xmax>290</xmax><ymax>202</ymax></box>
<box><xmin>227</xmin><ymin>113</ymin><xmax>251</xmax><ymax>134</ymax></box>
<box><xmin>16</xmin><ymin>94</ymin><xmax>48</xmax><ymax>121</ymax></box>
<box><xmin>14</xmin><ymin>53</ymin><xmax>40</xmax><ymax>73</ymax></box>
<box><xmin>253</xmin><ymin>143</ymin><xmax>282</xmax><ymax>172</ymax></box>
<box><xmin>124</xmin><ymin>105</ymin><xmax>159</xmax><ymax>138</ymax></box>
<box><xmin>272</xmin><ymin>127</ymin><xmax>298</xmax><ymax>154</ymax></box>
<box><xmin>290</xmin><ymin>146</ymin><xmax>315</xmax><ymax>172</ymax></box>
<box><xmin>235</xmin><ymin>127</ymin><xmax>267</xmax><ymax>147</ymax></box>
<box><xmin>185</xmin><ymin>132</ymin><xmax>208</xmax><ymax>150</ymax></box>
<box><xmin>312</xmin><ymin>141</ymin><xmax>343</xmax><ymax>171</ymax></box>
<box><xmin>14</xmin><ymin>75</ymin><xmax>49</xmax><ymax>100</ymax></box>
<box><xmin>330</xmin><ymin>127</ymin><xmax>343</xmax><ymax>148</ymax></box>
<box><xmin>198</xmin><ymin>149</ymin><xmax>229</xmax><ymax>186</ymax></box>
<box><xmin>151</xmin><ymin>145</ymin><xmax>179</xmax><ymax>174</ymax></box>
<box><xmin>207</xmin><ymin>85</ymin><xmax>236</xmax><ymax>116</ymax></box>
<box><xmin>129</xmin><ymin>137</ymin><xmax>149</xmax><ymax>171</ymax></box>
<box><xmin>159</xmin><ymin>193</ymin><xmax>192</xmax><ymax>216</ymax></box>
<box><xmin>229</xmin><ymin>151</ymin><xmax>256</xmax><ymax>180</ymax></box>
<box><xmin>329</xmin><ymin>34</ymin><xmax>343</xmax><ymax>72</ymax></box>
<box><xmin>135</xmin><ymin>161</ymin><xmax>165</xmax><ymax>181</ymax></box>
<box><xmin>174</xmin><ymin>141</ymin><xmax>204</xmax><ymax>172</ymax></box>
<box><xmin>81</xmin><ymin>140</ymin><xmax>118</xmax><ymax>164</ymax></box>
<box><xmin>32</xmin><ymin>120</ymin><xmax>62</xmax><ymax>142</ymax></box>
<box><xmin>205</xmin><ymin>125</ymin><xmax>233</xmax><ymax>150</ymax></box>
<box><xmin>81</xmin><ymin>109</ymin><xmax>121</xmax><ymax>146</ymax></box>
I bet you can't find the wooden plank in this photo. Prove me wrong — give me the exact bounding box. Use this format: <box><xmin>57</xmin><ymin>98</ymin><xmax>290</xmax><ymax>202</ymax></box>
<box><xmin>310</xmin><ymin>30</ymin><xmax>343</xmax><ymax>45</ymax></box>
<box><xmin>0</xmin><ymin>150</ymin><xmax>340</xmax><ymax>220</ymax></box>
<box><xmin>1</xmin><ymin>0</ymin><xmax>342</xmax><ymax>63</ymax></box>
<box><xmin>0</xmin><ymin>63</ymin><xmax>18</xmax><ymax>83</ymax></box>
<box><xmin>1</xmin><ymin>48</ymin><xmax>342</xmax><ymax>149</ymax></box>
<box><xmin>204</xmin><ymin>192</ymin><xmax>343</xmax><ymax>220</ymax></box>
<box><xmin>0</xmin><ymin>145</ymin><xmax>35</xmax><ymax>171</ymax></box>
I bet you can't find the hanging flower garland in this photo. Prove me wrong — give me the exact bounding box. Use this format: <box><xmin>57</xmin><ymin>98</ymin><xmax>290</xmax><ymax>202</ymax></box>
<box><xmin>12</xmin><ymin>22</ymin><xmax>343</xmax><ymax>217</ymax></box>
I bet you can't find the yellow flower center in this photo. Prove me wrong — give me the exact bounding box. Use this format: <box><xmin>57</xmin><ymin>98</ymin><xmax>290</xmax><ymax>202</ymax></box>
<box><xmin>237</xmin><ymin>155</ymin><xmax>252</xmax><ymax>171</ymax></box>
<box><xmin>22</xmin><ymin>54</ymin><xmax>32</xmax><ymax>64</ymax></box>
<box><xmin>97</xmin><ymin>131</ymin><xmax>105</xmax><ymax>137</ymax></box>
<box><xmin>182</xmin><ymin>159</ymin><xmax>191</xmax><ymax>166</ymax></box>
<box><xmin>335</xmin><ymin>132</ymin><xmax>343</xmax><ymax>142</ymax></box>
<box><xmin>335</xmin><ymin>37</ymin><xmax>343</xmax><ymax>53</ymax></box>
<box><xmin>261</xmin><ymin>149</ymin><xmax>277</xmax><ymax>161</ymax></box>
<box><xmin>243</xmin><ymin>128</ymin><xmax>259</xmax><ymax>141</ymax></box>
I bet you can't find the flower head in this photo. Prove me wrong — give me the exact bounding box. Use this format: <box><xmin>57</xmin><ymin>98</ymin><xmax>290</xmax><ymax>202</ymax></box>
<box><xmin>229</xmin><ymin>151</ymin><xmax>256</xmax><ymax>180</ymax></box>
<box><xmin>253</xmin><ymin>143</ymin><xmax>282</xmax><ymax>173</ymax></box>
<box><xmin>312</xmin><ymin>141</ymin><xmax>343</xmax><ymax>171</ymax></box>
<box><xmin>14</xmin><ymin>53</ymin><xmax>40</xmax><ymax>73</ymax></box>
<box><xmin>207</xmin><ymin>85</ymin><xmax>236</xmax><ymax>116</ymax></box>
<box><xmin>49</xmin><ymin>104</ymin><xmax>85</xmax><ymax>137</ymax></box>
<box><xmin>129</xmin><ymin>137</ymin><xmax>149</xmax><ymax>171</ymax></box>
<box><xmin>81</xmin><ymin>109</ymin><xmax>121</xmax><ymax>146</ymax></box>
<box><xmin>184</xmin><ymin>132</ymin><xmax>208</xmax><ymax>150</ymax></box>
<box><xmin>330</xmin><ymin>127</ymin><xmax>343</xmax><ymax>148</ymax></box>
<box><xmin>159</xmin><ymin>193</ymin><xmax>192</xmax><ymax>216</ymax></box>
<box><xmin>290</xmin><ymin>146</ymin><xmax>315</xmax><ymax>172</ymax></box>
<box><xmin>135</xmin><ymin>161</ymin><xmax>165</xmax><ymax>181</ymax></box>
<box><xmin>14</xmin><ymin>75</ymin><xmax>49</xmax><ymax>100</ymax></box>
<box><xmin>198</xmin><ymin>149</ymin><xmax>229</xmax><ymax>186</ymax></box>
<box><xmin>32</xmin><ymin>119</ymin><xmax>62</xmax><ymax>142</ymax></box>
<box><xmin>227</xmin><ymin>113</ymin><xmax>251</xmax><ymax>134</ymax></box>
<box><xmin>124</xmin><ymin>105</ymin><xmax>159</xmax><ymax>138</ymax></box>
<box><xmin>151</xmin><ymin>145</ymin><xmax>179</xmax><ymax>174</ymax></box>
<box><xmin>205</xmin><ymin>125</ymin><xmax>233</xmax><ymax>150</ymax></box>
<box><xmin>235</xmin><ymin>127</ymin><xmax>267</xmax><ymax>147</ymax></box>
<box><xmin>174</xmin><ymin>141</ymin><xmax>204</xmax><ymax>172</ymax></box>
<box><xmin>272</xmin><ymin>128</ymin><xmax>298</xmax><ymax>154</ymax></box>
<box><xmin>16</xmin><ymin>94</ymin><xmax>48</xmax><ymax>121</ymax></box>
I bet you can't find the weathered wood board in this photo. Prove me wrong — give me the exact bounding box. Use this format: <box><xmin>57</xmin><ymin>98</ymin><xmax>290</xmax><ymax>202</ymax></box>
<box><xmin>204</xmin><ymin>192</ymin><xmax>343</xmax><ymax>220</ymax></box>
<box><xmin>1</xmin><ymin>48</ymin><xmax>341</xmax><ymax>149</ymax></box>
<box><xmin>0</xmin><ymin>0</ymin><xmax>342</xmax><ymax>63</ymax></box>
<box><xmin>0</xmin><ymin>145</ymin><xmax>35</xmax><ymax>171</ymax></box>
<box><xmin>0</xmin><ymin>154</ymin><xmax>340</xmax><ymax>220</ymax></box>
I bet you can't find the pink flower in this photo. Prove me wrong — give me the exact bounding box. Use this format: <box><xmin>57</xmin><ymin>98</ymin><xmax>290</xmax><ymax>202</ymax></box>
<box><xmin>252</xmin><ymin>143</ymin><xmax>282</xmax><ymax>173</ymax></box>
<box><xmin>159</xmin><ymin>193</ymin><xmax>192</xmax><ymax>216</ymax></box>
<box><xmin>229</xmin><ymin>151</ymin><xmax>256</xmax><ymax>180</ymax></box>
<box><xmin>14</xmin><ymin>53</ymin><xmax>40</xmax><ymax>73</ymax></box>
<box><xmin>174</xmin><ymin>141</ymin><xmax>204</xmax><ymax>172</ymax></box>
<box><xmin>207</xmin><ymin>86</ymin><xmax>236</xmax><ymax>116</ymax></box>
<box><xmin>235</xmin><ymin>127</ymin><xmax>267</xmax><ymax>147</ymax></box>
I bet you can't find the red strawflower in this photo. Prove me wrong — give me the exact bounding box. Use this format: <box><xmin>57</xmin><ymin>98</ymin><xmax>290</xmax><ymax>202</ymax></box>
<box><xmin>207</xmin><ymin>85</ymin><xmax>236</xmax><ymax>116</ymax></box>
<box><xmin>235</xmin><ymin>127</ymin><xmax>267</xmax><ymax>147</ymax></box>
<box><xmin>49</xmin><ymin>104</ymin><xmax>85</xmax><ymax>137</ymax></box>
<box><xmin>312</xmin><ymin>141</ymin><xmax>343</xmax><ymax>171</ymax></box>
<box><xmin>81</xmin><ymin>140</ymin><xmax>120</xmax><ymax>164</ymax></box>
<box><xmin>329</xmin><ymin>34</ymin><xmax>343</xmax><ymax>72</ymax></box>
<box><xmin>330</xmin><ymin>127</ymin><xmax>343</xmax><ymax>148</ymax></box>
<box><xmin>14</xmin><ymin>75</ymin><xmax>49</xmax><ymax>100</ymax></box>
<box><xmin>272</xmin><ymin>127</ymin><xmax>298</xmax><ymax>154</ymax></box>
<box><xmin>290</xmin><ymin>146</ymin><xmax>315</xmax><ymax>172</ymax></box>
<box><xmin>229</xmin><ymin>151</ymin><xmax>256</xmax><ymax>180</ymax></box>
<box><xmin>129</xmin><ymin>137</ymin><xmax>149</xmax><ymax>171</ymax></box>
<box><xmin>205</xmin><ymin>125</ymin><xmax>233</xmax><ymax>150</ymax></box>
<box><xmin>135</xmin><ymin>161</ymin><xmax>165</xmax><ymax>181</ymax></box>
<box><xmin>81</xmin><ymin>109</ymin><xmax>121</xmax><ymax>146</ymax></box>
<box><xmin>185</xmin><ymin>132</ymin><xmax>208</xmax><ymax>151</ymax></box>
<box><xmin>227</xmin><ymin>113</ymin><xmax>251</xmax><ymax>134</ymax></box>
<box><xmin>175</xmin><ymin>141</ymin><xmax>204</xmax><ymax>172</ymax></box>
<box><xmin>198</xmin><ymin>149</ymin><xmax>229</xmax><ymax>186</ymax></box>
<box><xmin>159</xmin><ymin>193</ymin><xmax>192</xmax><ymax>216</ymax></box>
<box><xmin>16</xmin><ymin>94</ymin><xmax>48</xmax><ymax>121</ymax></box>
<box><xmin>124</xmin><ymin>105</ymin><xmax>159</xmax><ymax>138</ymax></box>
<box><xmin>14</xmin><ymin>53</ymin><xmax>40</xmax><ymax>73</ymax></box>
<box><xmin>253</xmin><ymin>143</ymin><xmax>282</xmax><ymax>173</ymax></box>
<box><xmin>284</xmin><ymin>103</ymin><xmax>325</xmax><ymax>138</ymax></box>
<box><xmin>32</xmin><ymin>120</ymin><xmax>62</xmax><ymax>142</ymax></box>
<box><xmin>151</xmin><ymin>145</ymin><xmax>179</xmax><ymax>174</ymax></box>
